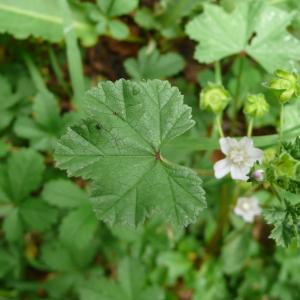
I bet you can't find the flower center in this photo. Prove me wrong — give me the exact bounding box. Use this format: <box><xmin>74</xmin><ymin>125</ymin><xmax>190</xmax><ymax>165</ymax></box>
<box><xmin>241</xmin><ymin>202</ymin><xmax>251</xmax><ymax>211</ymax></box>
<box><xmin>229</xmin><ymin>148</ymin><xmax>245</xmax><ymax>164</ymax></box>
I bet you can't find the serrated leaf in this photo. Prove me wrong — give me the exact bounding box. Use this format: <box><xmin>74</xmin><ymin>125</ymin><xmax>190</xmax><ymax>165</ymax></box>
<box><xmin>270</xmin><ymin>222</ymin><xmax>294</xmax><ymax>247</ymax></box>
<box><xmin>80</xmin><ymin>257</ymin><xmax>164</xmax><ymax>300</ymax></box>
<box><xmin>59</xmin><ymin>205</ymin><xmax>98</xmax><ymax>249</ymax></box>
<box><xmin>124</xmin><ymin>47</ymin><xmax>185</xmax><ymax>80</ymax></box>
<box><xmin>186</xmin><ymin>1</ymin><xmax>300</xmax><ymax>72</ymax></box>
<box><xmin>19</xmin><ymin>198</ymin><xmax>58</xmax><ymax>232</ymax></box>
<box><xmin>0</xmin><ymin>0</ymin><xmax>97</xmax><ymax>46</ymax></box>
<box><xmin>42</xmin><ymin>179</ymin><xmax>88</xmax><ymax>208</ymax></box>
<box><xmin>55</xmin><ymin>80</ymin><xmax>206</xmax><ymax>229</ymax></box>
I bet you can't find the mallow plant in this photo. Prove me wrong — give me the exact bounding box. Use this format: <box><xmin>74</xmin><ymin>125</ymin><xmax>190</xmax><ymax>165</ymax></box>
<box><xmin>2</xmin><ymin>0</ymin><xmax>300</xmax><ymax>299</ymax></box>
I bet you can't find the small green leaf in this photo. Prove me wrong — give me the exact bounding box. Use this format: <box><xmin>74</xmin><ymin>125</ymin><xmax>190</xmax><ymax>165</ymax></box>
<box><xmin>158</xmin><ymin>251</ymin><xmax>192</xmax><ymax>284</ymax></box>
<box><xmin>0</xmin><ymin>74</ymin><xmax>21</xmax><ymax>130</ymax></box>
<box><xmin>19</xmin><ymin>198</ymin><xmax>58</xmax><ymax>232</ymax></box>
<box><xmin>124</xmin><ymin>47</ymin><xmax>185</xmax><ymax>80</ymax></box>
<box><xmin>108</xmin><ymin>19</ymin><xmax>129</xmax><ymax>40</ymax></box>
<box><xmin>80</xmin><ymin>257</ymin><xmax>164</xmax><ymax>300</ymax></box>
<box><xmin>6</xmin><ymin>149</ymin><xmax>45</xmax><ymax>203</ymax></box>
<box><xmin>221</xmin><ymin>230</ymin><xmax>251</xmax><ymax>274</ymax></box>
<box><xmin>14</xmin><ymin>91</ymin><xmax>76</xmax><ymax>151</ymax></box>
<box><xmin>41</xmin><ymin>241</ymin><xmax>76</xmax><ymax>272</ymax></box>
<box><xmin>59</xmin><ymin>205</ymin><xmax>98</xmax><ymax>249</ymax></box>
<box><xmin>42</xmin><ymin>179</ymin><xmax>88</xmax><ymax>208</ymax></box>
<box><xmin>55</xmin><ymin>80</ymin><xmax>206</xmax><ymax>229</ymax></box>
<box><xmin>2</xmin><ymin>208</ymin><xmax>23</xmax><ymax>242</ymax></box>
<box><xmin>96</xmin><ymin>0</ymin><xmax>138</xmax><ymax>17</ymax></box>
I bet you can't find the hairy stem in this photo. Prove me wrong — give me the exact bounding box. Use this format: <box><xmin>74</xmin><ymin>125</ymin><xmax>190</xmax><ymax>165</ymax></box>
<box><xmin>247</xmin><ymin>118</ymin><xmax>254</xmax><ymax>137</ymax></box>
<box><xmin>214</xmin><ymin>60</ymin><xmax>222</xmax><ymax>84</ymax></box>
<box><xmin>216</xmin><ymin>113</ymin><xmax>224</xmax><ymax>137</ymax></box>
<box><xmin>279</xmin><ymin>104</ymin><xmax>284</xmax><ymax>141</ymax></box>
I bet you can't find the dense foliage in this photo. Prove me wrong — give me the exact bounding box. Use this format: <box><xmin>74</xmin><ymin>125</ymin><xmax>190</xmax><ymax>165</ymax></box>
<box><xmin>1</xmin><ymin>0</ymin><xmax>300</xmax><ymax>299</ymax></box>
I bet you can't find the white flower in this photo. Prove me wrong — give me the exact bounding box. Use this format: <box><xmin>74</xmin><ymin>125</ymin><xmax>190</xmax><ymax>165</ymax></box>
<box><xmin>234</xmin><ymin>197</ymin><xmax>261</xmax><ymax>223</ymax></box>
<box><xmin>214</xmin><ymin>137</ymin><xmax>264</xmax><ymax>181</ymax></box>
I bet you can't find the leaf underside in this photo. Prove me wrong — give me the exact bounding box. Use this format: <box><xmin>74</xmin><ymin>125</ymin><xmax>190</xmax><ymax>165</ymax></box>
<box><xmin>55</xmin><ymin>79</ymin><xmax>206</xmax><ymax>228</ymax></box>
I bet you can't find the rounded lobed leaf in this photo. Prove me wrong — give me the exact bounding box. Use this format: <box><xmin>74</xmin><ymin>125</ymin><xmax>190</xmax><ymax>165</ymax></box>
<box><xmin>55</xmin><ymin>79</ymin><xmax>206</xmax><ymax>228</ymax></box>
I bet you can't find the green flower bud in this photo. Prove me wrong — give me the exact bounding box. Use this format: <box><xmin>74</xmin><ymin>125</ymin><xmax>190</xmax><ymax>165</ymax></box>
<box><xmin>200</xmin><ymin>84</ymin><xmax>230</xmax><ymax>113</ymax></box>
<box><xmin>268</xmin><ymin>69</ymin><xmax>300</xmax><ymax>104</ymax></box>
<box><xmin>243</xmin><ymin>93</ymin><xmax>269</xmax><ymax>118</ymax></box>
<box><xmin>273</xmin><ymin>152</ymin><xmax>298</xmax><ymax>178</ymax></box>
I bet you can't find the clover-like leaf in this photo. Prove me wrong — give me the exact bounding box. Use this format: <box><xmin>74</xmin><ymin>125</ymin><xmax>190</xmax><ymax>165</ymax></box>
<box><xmin>124</xmin><ymin>47</ymin><xmax>185</xmax><ymax>80</ymax></box>
<box><xmin>14</xmin><ymin>91</ymin><xmax>77</xmax><ymax>151</ymax></box>
<box><xmin>43</xmin><ymin>179</ymin><xmax>98</xmax><ymax>249</ymax></box>
<box><xmin>55</xmin><ymin>80</ymin><xmax>206</xmax><ymax>228</ymax></box>
<box><xmin>186</xmin><ymin>1</ymin><xmax>300</xmax><ymax>72</ymax></box>
<box><xmin>80</xmin><ymin>257</ymin><xmax>164</xmax><ymax>300</ymax></box>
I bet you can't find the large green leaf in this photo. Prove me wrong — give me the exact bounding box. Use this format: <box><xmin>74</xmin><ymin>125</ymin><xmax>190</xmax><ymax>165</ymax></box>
<box><xmin>0</xmin><ymin>0</ymin><xmax>97</xmax><ymax>46</ymax></box>
<box><xmin>55</xmin><ymin>80</ymin><xmax>206</xmax><ymax>228</ymax></box>
<box><xmin>186</xmin><ymin>0</ymin><xmax>300</xmax><ymax>72</ymax></box>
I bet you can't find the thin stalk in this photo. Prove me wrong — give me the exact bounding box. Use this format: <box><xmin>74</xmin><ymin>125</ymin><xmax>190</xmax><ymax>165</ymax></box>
<box><xmin>59</xmin><ymin>0</ymin><xmax>85</xmax><ymax>108</ymax></box>
<box><xmin>216</xmin><ymin>113</ymin><xmax>224</xmax><ymax>137</ymax></box>
<box><xmin>23</xmin><ymin>53</ymin><xmax>48</xmax><ymax>94</ymax></box>
<box><xmin>247</xmin><ymin>118</ymin><xmax>254</xmax><ymax>137</ymax></box>
<box><xmin>232</xmin><ymin>56</ymin><xmax>244</xmax><ymax>121</ymax></box>
<box><xmin>279</xmin><ymin>103</ymin><xmax>284</xmax><ymax>141</ymax></box>
<box><xmin>214</xmin><ymin>61</ymin><xmax>222</xmax><ymax>84</ymax></box>
<box><xmin>200</xmin><ymin>183</ymin><xmax>241</xmax><ymax>266</ymax></box>
<box><xmin>48</xmin><ymin>46</ymin><xmax>69</xmax><ymax>94</ymax></box>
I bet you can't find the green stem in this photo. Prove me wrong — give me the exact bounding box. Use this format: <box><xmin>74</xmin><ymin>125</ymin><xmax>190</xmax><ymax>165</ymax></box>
<box><xmin>279</xmin><ymin>103</ymin><xmax>284</xmax><ymax>141</ymax></box>
<box><xmin>232</xmin><ymin>56</ymin><xmax>244</xmax><ymax>121</ymax></box>
<box><xmin>214</xmin><ymin>61</ymin><xmax>222</xmax><ymax>84</ymax></box>
<box><xmin>48</xmin><ymin>46</ymin><xmax>69</xmax><ymax>94</ymax></box>
<box><xmin>247</xmin><ymin>118</ymin><xmax>254</xmax><ymax>137</ymax></box>
<box><xmin>216</xmin><ymin>113</ymin><xmax>224</xmax><ymax>137</ymax></box>
<box><xmin>23</xmin><ymin>53</ymin><xmax>48</xmax><ymax>94</ymax></box>
<box><xmin>59</xmin><ymin>0</ymin><xmax>85</xmax><ymax>108</ymax></box>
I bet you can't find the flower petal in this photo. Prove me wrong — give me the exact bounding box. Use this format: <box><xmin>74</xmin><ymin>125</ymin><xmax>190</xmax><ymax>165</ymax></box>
<box><xmin>214</xmin><ymin>158</ymin><xmax>231</xmax><ymax>179</ymax></box>
<box><xmin>219</xmin><ymin>137</ymin><xmax>236</xmax><ymax>155</ymax></box>
<box><xmin>239</xmin><ymin>137</ymin><xmax>254</xmax><ymax>149</ymax></box>
<box><xmin>248</xmin><ymin>148</ymin><xmax>264</xmax><ymax>163</ymax></box>
<box><xmin>243</xmin><ymin>214</ymin><xmax>255</xmax><ymax>223</ymax></box>
<box><xmin>230</xmin><ymin>165</ymin><xmax>250</xmax><ymax>181</ymax></box>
